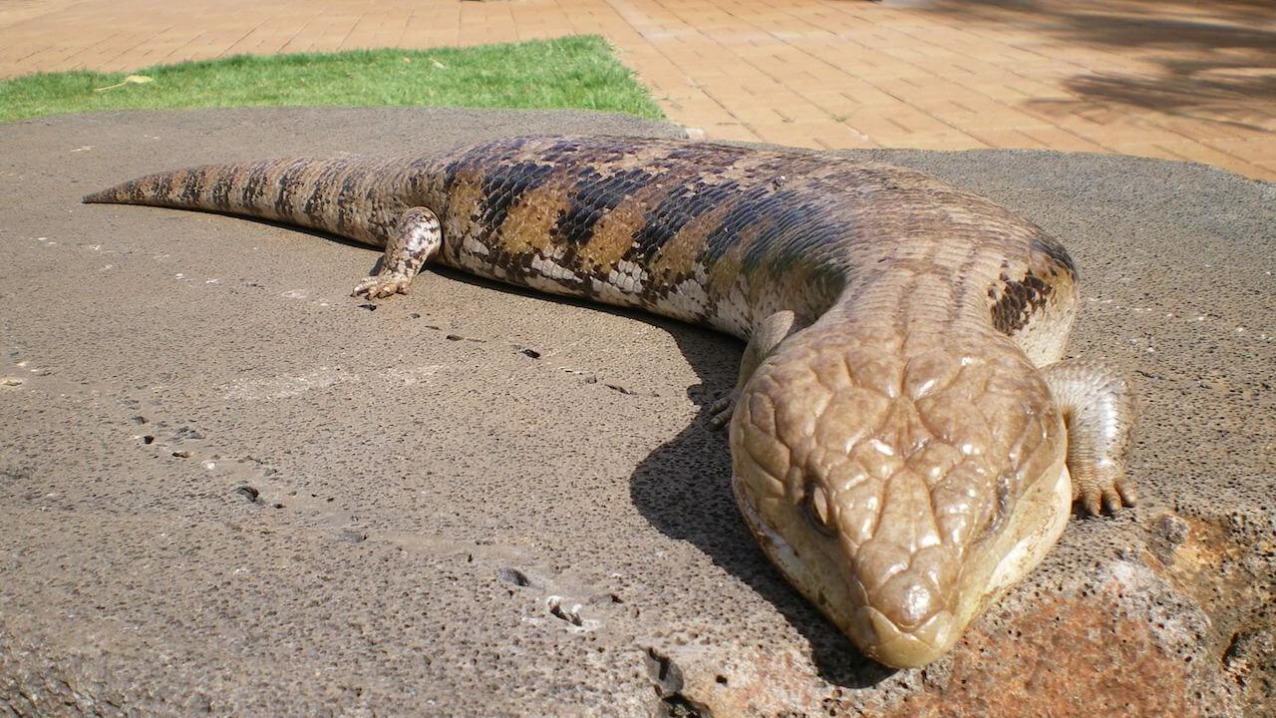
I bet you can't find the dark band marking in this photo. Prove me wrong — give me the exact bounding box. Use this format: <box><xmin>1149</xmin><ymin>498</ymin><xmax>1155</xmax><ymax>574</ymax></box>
<box><xmin>477</xmin><ymin>161</ymin><xmax>556</xmax><ymax>231</ymax></box>
<box><xmin>552</xmin><ymin>166</ymin><xmax>653</xmax><ymax>245</ymax></box>
<box><xmin>699</xmin><ymin>185</ymin><xmax>779</xmax><ymax>266</ymax></box>
<box><xmin>150</xmin><ymin>172</ymin><xmax>174</xmax><ymax>203</ymax></box>
<box><xmin>178</xmin><ymin>169</ymin><xmax>205</xmax><ymax>205</ymax></box>
<box><xmin>442</xmin><ymin>137</ymin><xmax>544</xmax><ymax>195</ymax></box>
<box><xmin>739</xmin><ymin>190</ymin><xmax>817</xmax><ymax>270</ymax></box>
<box><xmin>303</xmin><ymin>161</ymin><xmax>348</xmax><ymax>228</ymax></box>
<box><xmin>274</xmin><ymin>159</ymin><xmax>314</xmax><ymax>221</ymax></box>
<box><xmin>209</xmin><ymin>165</ymin><xmax>237</xmax><ymax>210</ymax></box>
<box><xmin>240</xmin><ymin>161</ymin><xmax>274</xmax><ymax>212</ymax></box>
<box><xmin>335</xmin><ymin>169</ymin><xmax>365</xmax><ymax>237</ymax></box>
<box><xmin>991</xmin><ymin>271</ymin><xmax>1053</xmax><ymax>335</ymax></box>
<box><xmin>1029</xmin><ymin>235</ymin><xmax>1076</xmax><ymax>278</ymax></box>
<box><xmin>626</xmin><ymin>177</ymin><xmax>742</xmax><ymax>267</ymax></box>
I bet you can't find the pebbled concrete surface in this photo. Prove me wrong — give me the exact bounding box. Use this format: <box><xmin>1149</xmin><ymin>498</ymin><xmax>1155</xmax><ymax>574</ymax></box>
<box><xmin>1</xmin><ymin>107</ymin><xmax>1273</xmax><ymax>717</ymax></box>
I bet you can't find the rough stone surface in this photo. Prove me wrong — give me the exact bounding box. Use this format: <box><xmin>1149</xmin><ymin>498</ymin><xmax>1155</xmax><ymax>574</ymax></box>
<box><xmin>1</xmin><ymin>107</ymin><xmax>1272</xmax><ymax>717</ymax></box>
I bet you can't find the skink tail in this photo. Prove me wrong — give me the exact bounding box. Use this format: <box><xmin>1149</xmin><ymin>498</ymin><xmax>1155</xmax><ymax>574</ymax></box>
<box><xmin>83</xmin><ymin>157</ymin><xmax>395</xmax><ymax>245</ymax></box>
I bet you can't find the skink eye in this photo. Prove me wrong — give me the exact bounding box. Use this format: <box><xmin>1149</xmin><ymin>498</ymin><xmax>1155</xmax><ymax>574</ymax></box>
<box><xmin>802</xmin><ymin>478</ymin><xmax>838</xmax><ymax>537</ymax></box>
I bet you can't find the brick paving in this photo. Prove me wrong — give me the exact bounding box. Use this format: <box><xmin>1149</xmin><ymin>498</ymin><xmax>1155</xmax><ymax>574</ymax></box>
<box><xmin>1</xmin><ymin>0</ymin><xmax>1273</xmax><ymax>180</ymax></box>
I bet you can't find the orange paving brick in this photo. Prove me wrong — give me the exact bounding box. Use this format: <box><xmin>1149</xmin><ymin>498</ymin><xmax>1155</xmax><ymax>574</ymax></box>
<box><xmin>0</xmin><ymin>0</ymin><xmax>1272</xmax><ymax>180</ymax></box>
<box><xmin>1018</xmin><ymin>127</ymin><xmax>1109</xmax><ymax>154</ymax></box>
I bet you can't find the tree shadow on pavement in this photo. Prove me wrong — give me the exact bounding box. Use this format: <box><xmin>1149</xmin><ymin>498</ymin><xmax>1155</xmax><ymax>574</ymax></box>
<box><xmin>919</xmin><ymin>0</ymin><xmax>1276</xmax><ymax>132</ymax></box>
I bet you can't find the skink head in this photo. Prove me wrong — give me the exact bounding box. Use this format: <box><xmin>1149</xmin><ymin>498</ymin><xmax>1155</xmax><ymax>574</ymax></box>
<box><xmin>728</xmin><ymin>326</ymin><xmax>1072</xmax><ymax>668</ymax></box>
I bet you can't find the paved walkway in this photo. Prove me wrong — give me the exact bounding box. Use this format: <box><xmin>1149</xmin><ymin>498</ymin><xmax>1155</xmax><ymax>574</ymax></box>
<box><xmin>2</xmin><ymin>0</ymin><xmax>1274</xmax><ymax>180</ymax></box>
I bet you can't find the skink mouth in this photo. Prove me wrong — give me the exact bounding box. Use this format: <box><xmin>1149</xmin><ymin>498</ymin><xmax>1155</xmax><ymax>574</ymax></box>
<box><xmin>731</xmin><ymin>473</ymin><xmax>960</xmax><ymax>669</ymax></box>
<box><xmin>857</xmin><ymin>606</ymin><xmax>955</xmax><ymax>668</ymax></box>
<box><xmin>730</xmin><ymin>474</ymin><xmax>807</xmax><ymax>584</ymax></box>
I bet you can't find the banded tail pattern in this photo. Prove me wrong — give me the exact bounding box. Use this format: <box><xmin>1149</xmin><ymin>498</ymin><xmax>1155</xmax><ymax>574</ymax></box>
<box><xmin>83</xmin><ymin>156</ymin><xmax>415</xmax><ymax>247</ymax></box>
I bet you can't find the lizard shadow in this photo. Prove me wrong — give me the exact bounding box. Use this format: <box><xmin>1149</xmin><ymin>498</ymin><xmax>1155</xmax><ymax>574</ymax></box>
<box><xmin>616</xmin><ymin>313</ymin><xmax>898</xmax><ymax>690</ymax></box>
<box><xmin>419</xmin><ymin>265</ymin><xmax>893</xmax><ymax>687</ymax></box>
<box><xmin>236</xmin><ymin>236</ymin><xmax>883</xmax><ymax>688</ymax></box>
<box><xmin>362</xmin><ymin>246</ymin><xmax>900</xmax><ymax>691</ymax></box>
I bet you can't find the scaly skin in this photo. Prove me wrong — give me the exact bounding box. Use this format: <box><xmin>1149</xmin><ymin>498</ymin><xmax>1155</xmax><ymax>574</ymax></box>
<box><xmin>84</xmin><ymin>135</ymin><xmax>1135</xmax><ymax>668</ymax></box>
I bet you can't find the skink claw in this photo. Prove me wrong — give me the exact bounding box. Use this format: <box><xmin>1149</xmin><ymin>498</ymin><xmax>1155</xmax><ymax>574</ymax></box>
<box><xmin>352</xmin><ymin>272</ymin><xmax>412</xmax><ymax>299</ymax></box>
<box><xmin>1079</xmin><ymin>477</ymin><xmax>1137</xmax><ymax>517</ymax></box>
<box><xmin>708</xmin><ymin>392</ymin><xmax>737</xmax><ymax>429</ymax></box>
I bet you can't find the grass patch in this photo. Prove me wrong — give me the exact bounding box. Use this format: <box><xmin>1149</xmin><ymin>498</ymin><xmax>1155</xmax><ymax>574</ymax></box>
<box><xmin>0</xmin><ymin>35</ymin><xmax>664</xmax><ymax>122</ymax></box>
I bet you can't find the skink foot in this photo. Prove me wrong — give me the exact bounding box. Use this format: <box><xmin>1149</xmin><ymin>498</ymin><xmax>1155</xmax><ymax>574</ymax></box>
<box><xmin>352</xmin><ymin>272</ymin><xmax>412</xmax><ymax>299</ymax></box>
<box><xmin>708</xmin><ymin>392</ymin><xmax>738</xmax><ymax>429</ymax></box>
<box><xmin>1042</xmin><ymin>359</ymin><xmax>1137</xmax><ymax>517</ymax></box>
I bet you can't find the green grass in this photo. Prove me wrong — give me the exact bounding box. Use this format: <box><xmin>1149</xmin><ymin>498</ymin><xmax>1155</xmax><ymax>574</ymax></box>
<box><xmin>0</xmin><ymin>35</ymin><xmax>664</xmax><ymax>122</ymax></box>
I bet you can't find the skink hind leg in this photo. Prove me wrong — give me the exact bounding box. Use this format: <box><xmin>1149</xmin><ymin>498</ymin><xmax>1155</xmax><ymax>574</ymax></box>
<box><xmin>1042</xmin><ymin>359</ymin><xmax>1137</xmax><ymax>515</ymax></box>
<box><xmin>709</xmin><ymin>310</ymin><xmax>807</xmax><ymax>428</ymax></box>
<box><xmin>352</xmin><ymin>207</ymin><xmax>443</xmax><ymax>298</ymax></box>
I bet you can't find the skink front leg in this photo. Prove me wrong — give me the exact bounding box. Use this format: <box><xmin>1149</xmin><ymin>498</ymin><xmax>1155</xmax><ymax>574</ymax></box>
<box><xmin>352</xmin><ymin>206</ymin><xmax>443</xmax><ymax>298</ymax></box>
<box><xmin>709</xmin><ymin>310</ymin><xmax>808</xmax><ymax>428</ymax></box>
<box><xmin>1042</xmin><ymin>359</ymin><xmax>1137</xmax><ymax>515</ymax></box>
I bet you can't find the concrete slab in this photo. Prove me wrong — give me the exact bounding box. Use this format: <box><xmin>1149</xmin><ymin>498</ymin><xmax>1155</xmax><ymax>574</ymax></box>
<box><xmin>1</xmin><ymin>107</ymin><xmax>1272</xmax><ymax>717</ymax></box>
